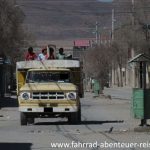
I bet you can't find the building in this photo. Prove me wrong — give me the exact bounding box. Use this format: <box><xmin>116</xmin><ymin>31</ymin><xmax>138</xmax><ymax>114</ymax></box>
<box><xmin>73</xmin><ymin>39</ymin><xmax>91</xmax><ymax>59</ymax></box>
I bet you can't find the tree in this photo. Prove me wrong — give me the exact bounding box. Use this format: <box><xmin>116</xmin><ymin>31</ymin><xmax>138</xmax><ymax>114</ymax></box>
<box><xmin>84</xmin><ymin>45</ymin><xmax>111</xmax><ymax>90</ymax></box>
<box><xmin>113</xmin><ymin>0</ymin><xmax>150</xmax><ymax>54</ymax></box>
<box><xmin>0</xmin><ymin>0</ymin><xmax>29</xmax><ymax>64</ymax></box>
<box><xmin>108</xmin><ymin>0</ymin><xmax>150</xmax><ymax>87</ymax></box>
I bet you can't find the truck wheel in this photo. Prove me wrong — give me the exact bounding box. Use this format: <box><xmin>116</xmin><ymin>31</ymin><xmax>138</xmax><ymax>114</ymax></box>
<box><xmin>20</xmin><ymin>112</ymin><xmax>27</xmax><ymax>126</ymax></box>
<box><xmin>28</xmin><ymin>118</ymin><xmax>35</xmax><ymax>125</ymax></box>
<box><xmin>78</xmin><ymin>104</ymin><xmax>81</xmax><ymax>122</ymax></box>
<box><xmin>1</xmin><ymin>93</ymin><xmax>4</xmax><ymax>98</ymax></box>
<box><xmin>68</xmin><ymin>112</ymin><xmax>78</xmax><ymax>124</ymax></box>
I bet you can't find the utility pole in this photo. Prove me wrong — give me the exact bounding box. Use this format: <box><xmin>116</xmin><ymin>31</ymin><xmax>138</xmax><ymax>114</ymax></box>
<box><xmin>131</xmin><ymin>0</ymin><xmax>136</xmax><ymax>88</ymax></box>
<box><xmin>95</xmin><ymin>21</ymin><xmax>98</xmax><ymax>44</ymax></box>
<box><xmin>111</xmin><ymin>9</ymin><xmax>115</xmax><ymax>87</ymax></box>
<box><xmin>131</xmin><ymin>0</ymin><xmax>135</xmax><ymax>26</ymax></box>
<box><xmin>111</xmin><ymin>9</ymin><xmax>115</xmax><ymax>41</ymax></box>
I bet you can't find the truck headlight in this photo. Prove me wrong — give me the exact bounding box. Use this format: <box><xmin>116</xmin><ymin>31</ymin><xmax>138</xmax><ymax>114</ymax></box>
<box><xmin>66</xmin><ymin>92</ymin><xmax>77</xmax><ymax>100</ymax></box>
<box><xmin>21</xmin><ymin>92</ymin><xmax>30</xmax><ymax>100</ymax></box>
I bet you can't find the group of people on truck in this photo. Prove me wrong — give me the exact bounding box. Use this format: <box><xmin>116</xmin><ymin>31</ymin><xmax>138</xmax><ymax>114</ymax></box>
<box><xmin>25</xmin><ymin>46</ymin><xmax>65</xmax><ymax>61</ymax></box>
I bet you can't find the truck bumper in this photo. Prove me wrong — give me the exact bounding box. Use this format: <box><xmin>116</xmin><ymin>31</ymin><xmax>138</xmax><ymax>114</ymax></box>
<box><xmin>19</xmin><ymin>106</ymin><xmax>78</xmax><ymax>113</ymax></box>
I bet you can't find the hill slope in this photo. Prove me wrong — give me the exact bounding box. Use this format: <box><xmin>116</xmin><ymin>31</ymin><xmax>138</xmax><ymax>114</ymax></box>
<box><xmin>17</xmin><ymin>0</ymin><xmax>112</xmax><ymax>42</ymax></box>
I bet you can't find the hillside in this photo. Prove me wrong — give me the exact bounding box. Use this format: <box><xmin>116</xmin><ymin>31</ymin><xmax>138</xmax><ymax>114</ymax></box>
<box><xmin>17</xmin><ymin>0</ymin><xmax>112</xmax><ymax>43</ymax></box>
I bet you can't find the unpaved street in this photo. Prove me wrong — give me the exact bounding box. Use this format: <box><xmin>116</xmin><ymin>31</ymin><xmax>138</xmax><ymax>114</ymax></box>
<box><xmin>0</xmin><ymin>90</ymin><xmax>150</xmax><ymax>150</ymax></box>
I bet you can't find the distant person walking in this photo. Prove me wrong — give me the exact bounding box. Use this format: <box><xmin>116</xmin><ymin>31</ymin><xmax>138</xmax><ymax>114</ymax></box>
<box><xmin>25</xmin><ymin>47</ymin><xmax>37</xmax><ymax>61</ymax></box>
<box><xmin>38</xmin><ymin>48</ymin><xmax>47</xmax><ymax>61</ymax></box>
<box><xmin>57</xmin><ymin>48</ymin><xmax>65</xmax><ymax>60</ymax></box>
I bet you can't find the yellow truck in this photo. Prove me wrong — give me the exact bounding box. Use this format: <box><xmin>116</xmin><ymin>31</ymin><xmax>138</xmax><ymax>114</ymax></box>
<box><xmin>16</xmin><ymin>60</ymin><xmax>83</xmax><ymax>125</ymax></box>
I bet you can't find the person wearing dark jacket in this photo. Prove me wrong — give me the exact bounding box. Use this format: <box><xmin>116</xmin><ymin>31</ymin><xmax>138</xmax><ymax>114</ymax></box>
<box><xmin>47</xmin><ymin>47</ymin><xmax>55</xmax><ymax>59</ymax></box>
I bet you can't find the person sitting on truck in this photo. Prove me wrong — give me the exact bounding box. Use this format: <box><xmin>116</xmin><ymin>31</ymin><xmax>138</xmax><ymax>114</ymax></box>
<box><xmin>47</xmin><ymin>47</ymin><xmax>55</xmax><ymax>60</ymax></box>
<box><xmin>25</xmin><ymin>47</ymin><xmax>37</xmax><ymax>61</ymax></box>
<box><xmin>57</xmin><ymin>48</ymin><xmax>65</xmax><ymax>60</ymax></box>
<box><xmin>38</xmin><ymin>48</ymin><xmax>47</xmax><ymax>61</ymax></box>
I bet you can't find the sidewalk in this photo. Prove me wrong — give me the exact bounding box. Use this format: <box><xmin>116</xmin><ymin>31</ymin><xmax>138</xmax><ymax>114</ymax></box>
<box><xmin>103</xmin><ymin>87</ymin><xmax>132</xmax><ymax>100</ymax></box>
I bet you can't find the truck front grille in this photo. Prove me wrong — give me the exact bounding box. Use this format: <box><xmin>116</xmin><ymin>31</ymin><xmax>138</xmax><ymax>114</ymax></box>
<box><xmin>32</xmin><ymin>92</ymin><xmax>65</xmax><ymax>100</ymax></box>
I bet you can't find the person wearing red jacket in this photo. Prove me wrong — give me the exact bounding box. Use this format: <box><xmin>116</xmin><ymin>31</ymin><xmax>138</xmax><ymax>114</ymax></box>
<box><xmin>25</xmin><ymin>47</ymin><xmax>37</xmax><ymax>61</ymax></box>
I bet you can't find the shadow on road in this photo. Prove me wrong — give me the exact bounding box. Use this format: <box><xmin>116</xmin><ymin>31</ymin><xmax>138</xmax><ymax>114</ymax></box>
<box><xmin>0</xmin><ymin>97</ymin><xmax>18</xmax><ymax>108</ymax></box>
<box><xmin>35</xmin><ymin>120</ymin><xmax>124</xmax><ymax>125</ymax></box>
<box><xmin>0</xmin><ymin>143</ymin><xmax>32</xmax><ymax>150</ymax></box>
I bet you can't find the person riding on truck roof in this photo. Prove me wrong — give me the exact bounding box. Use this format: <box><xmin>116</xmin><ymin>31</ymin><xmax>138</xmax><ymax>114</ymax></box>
<box><xmin>57</xmin><ymin>48</ymin><xmax>65</xmax><ymax>60</ymax></box>
<box><xmin>47</xmin><ymin>47</ymin><xmax>55</xmax><ymax>60</ymax></box>
<box><xmin>38</xmin><ymin>48</ymin><xmax>47</xmax><ymax>61</ymax></box>
<box><xmin>25</xmin><ymin>47</ymin><xmax>37</xmax><ymax>61</ymax></box>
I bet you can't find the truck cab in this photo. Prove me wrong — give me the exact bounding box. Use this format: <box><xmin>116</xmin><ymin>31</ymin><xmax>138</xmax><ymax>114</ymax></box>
<box><xmin>16</xmin><ymin>60</ymin><xmax>82</xmax><ymax>125</ymax></box>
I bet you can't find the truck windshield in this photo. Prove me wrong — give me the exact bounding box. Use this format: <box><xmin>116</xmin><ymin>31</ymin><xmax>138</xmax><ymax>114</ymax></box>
<box><xmin>26</xmin><ymin>71</ymin><xmax>70</xmax><ymax>83</ymax></box>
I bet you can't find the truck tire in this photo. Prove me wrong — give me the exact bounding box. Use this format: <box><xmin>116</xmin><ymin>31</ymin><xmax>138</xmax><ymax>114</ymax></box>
<box><xmin>28</xmin><ymin>118</ymin><xmax>35</xmax><ymax>125</ymax></box>
<box><xmin>20</xmin><ymin>112</ymin><xmax>27</xmax><ymax>126</ymax></box>
<box><xmin>78</xmin><ymin>104</ymin><xmax>81</xmax><ymax>122</ymax></box>
<box><xmin>1</xmin><ymin>93</ymin><xmax>4</xmax><ymax>98</ymax></box>
<box><xmin>68</xmin><ymin>102</ymin><xmax>81</xmax><ymax>124</ymax></box>
<box><xmin>68</xmin><ymin>112</ymin><xmax>78</xmax><ymax>124</ymax></box>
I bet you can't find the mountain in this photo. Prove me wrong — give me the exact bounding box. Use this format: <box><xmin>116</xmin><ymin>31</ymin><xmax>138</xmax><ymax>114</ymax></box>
<box><xmin>16</xmin><ymin>0</ymin><xmax>112</xmax><ymax>45</ymax></box>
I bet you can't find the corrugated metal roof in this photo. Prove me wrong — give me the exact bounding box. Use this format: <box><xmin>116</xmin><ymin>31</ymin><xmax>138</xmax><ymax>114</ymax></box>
<box><xmin>74</xmin><ymin>40</ymin><xmax>90</xmax><ymax>47</ymax></box>
<box><xmin>128</xmin><ymin>53</ymin><xmax>150</xmax><ymax>63</ymax></box>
